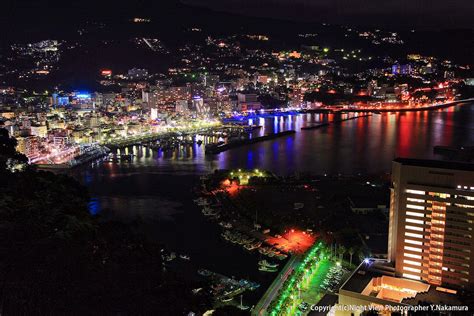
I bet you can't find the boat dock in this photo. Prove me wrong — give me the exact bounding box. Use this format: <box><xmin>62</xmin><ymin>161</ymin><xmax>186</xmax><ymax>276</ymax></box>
<box><xmin>198</xmin><ymin>269</ymin><xmax>260</xmax><ymax>302</ymax></box>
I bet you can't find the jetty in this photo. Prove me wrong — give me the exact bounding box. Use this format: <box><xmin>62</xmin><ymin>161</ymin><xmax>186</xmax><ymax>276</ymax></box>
<box><xmin>301</xmin><ymin>114</ymin><xmax>372</xmax><ymax>130</ymax></box>
<box><xmin>205</xmin><ymin>130</ymin><xmax>296</xmax><ymax>154</ymax></box>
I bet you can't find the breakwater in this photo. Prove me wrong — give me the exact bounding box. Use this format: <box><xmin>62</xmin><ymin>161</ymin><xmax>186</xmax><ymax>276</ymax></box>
<box><xmin>205</xmin><ymin>130</ymin><xmax>296</xmax><ymax>154</ymax></box>
<box><xmin>301</xmin><ymin>114</ymin><xmax>372</xmax><ymax>130</ymax></box>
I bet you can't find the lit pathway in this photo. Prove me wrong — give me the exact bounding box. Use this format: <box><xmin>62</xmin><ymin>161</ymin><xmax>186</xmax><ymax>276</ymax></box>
<box><xmin>252</xmin><ymin>255</ymin><xmax>301</xmax><ymax>316</ymax></box>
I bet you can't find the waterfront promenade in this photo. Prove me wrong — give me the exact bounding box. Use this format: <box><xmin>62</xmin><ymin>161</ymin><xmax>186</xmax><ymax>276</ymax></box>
<box><xmin>252</xmin><ymin>255</ymin><xmax>301</xmax><ymax>316</ymax></box>
<box><xmin>306</xmin><ymin>98</ymin><xmax>474</xmax><ymax>113</ymax></box>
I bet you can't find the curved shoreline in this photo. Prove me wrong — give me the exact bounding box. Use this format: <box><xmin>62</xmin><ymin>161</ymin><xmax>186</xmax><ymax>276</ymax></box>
<box><xmin>303</xmin><ymin>98</ymin><xmax>474</xmax><ymax>114</ymax></box>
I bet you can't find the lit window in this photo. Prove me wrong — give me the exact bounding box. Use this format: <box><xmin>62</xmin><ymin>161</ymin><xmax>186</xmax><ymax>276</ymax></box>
<box><xmin>404</xmin><ymin>266</ymin><xmax>421</xmax><ymax>273</ymax></box>
<box><xmin>429</xmin><ymin>192</ymin><xmax>450</xmax><ymax>199</ymax></box>
<box><xmin>405</xmin><ymin>232</ymin><xmax>423</xmax><ymax>239</ymax></box>
<box><xmin>406</xmin><ymin>218</ymin><xmax>424</xmax><ymax>225</ymax></box>
<box><xmin>404</xmin><ymin>259</ymin><xmax>421</xmax><ymax>266</ymax></box>
<box><xmin>405</xmin><ymin>239</ymin><xmax>423</xmax><ymax>245</ymax></box>
<box><xmin>407</xmin><ymin>189</ymin><xmax>425</xmax><ymax>195</ymax></box>
<box><xmin>407</xmin><ymin>211</ymin><xmax>424</xmax><ymax>218</ymax></box>
<box><xmin>455</xmin><ymin>204</ymin><xmax>474</xmax><ymax>209</ymax></box>
<box><xmin>403</xmin><ymin>273</ymin><xmax>421</xmax><ymax>280</ymax></box>
<box><xmin>404</xmin><ymin>246</ymin><xmax>422</xmax><ymax>252</ymax></box>
<box><xmin>405</xmin><ymin>253</ymin><xmax>422</xmax><ymax>259</ymax></box>
<box><xmin>407</xmin><ymin>204</ymin><xmax>425</xmax><ymax>210</ymax></box>
<box><xmin>407</xmin><ymin>197</ymin><xmax>425</xmax><ymax>203</ymax></box>
<box><xmin>406</xmin><ymin>225</ymin><xmax>423</xmax><ymax>232</ymax></box>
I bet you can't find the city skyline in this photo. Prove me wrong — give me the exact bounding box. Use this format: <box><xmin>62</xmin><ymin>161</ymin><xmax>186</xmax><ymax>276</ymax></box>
<box><xmin>0</xmin><ymin>2</ymin><xmax>473</xmax><ymax>315</ymax></box>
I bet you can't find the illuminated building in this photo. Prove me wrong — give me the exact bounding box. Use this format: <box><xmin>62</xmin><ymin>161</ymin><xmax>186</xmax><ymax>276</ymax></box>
<box><xmin>175</xmin><ymin>100</ymin><xmax>189</xmax><ymax>113</ymax></box>
<box><xmin>192</xmin><ymin>97</ymin><xmax>208</xmax><ymax>114</ymax></box>
<box><xmin>100</xmin><ymin>69</ymin><xmax>112</xmax><ymax>78</ymax></box>
<box><xmin>150</xmin><ymin>108</ymin><xmax>159</xmax><ymax>120</ymax></box>
<box><xmin>465</xmin><ymin>78</ymin><xmax>474</xmax><ymax>86</ymax></box>
<box><xmin>48</xmin><ymin>130</ymin><xmax>69</xmax><ymax>149</ymax></box>
<box><xmin>237</xmin><ymin>93</ymin><xmax>262</xmax><ymax>112</ymax></box>
<box><xmin>86</xmin><ymin>113</ymin><xmax>100</xmax><ymax>129</ymax></box>
<box><xmin>407</xmin><ymin>54</ymin><xmax>422</xmax><ymax>61</ymax></box>
<box><xmin>16</xmin><ymin>136</ymin><xmax>40</xmax><ymax>160</ymax></box>
<box><xmin>420</xmin><ymin>63</ymin><xmax>437</xmax><ymax>75</ymax></box>
<box><xmin>202</xmin><ymin>74</ymin><xmax>219</xmax><ymax>87</ymax></box>
<box><xmin>51</xmin><ymin>93</ymin><xmax>70</xmax><ymax>107</ymax></box>
<box><xmin>146</xmin><ymin>86</ymin><xmax>190</xmax><ymax>109</ymax></box>
<box><xmin>392</xmin><ymin>64</ymin><xmax>412</xmax><ymax>75</ymax></box>
<box><xmin>95</xmin><ymin>92</ymin><xmax>117</xmax><ymax>110</ymax></box>
<box><xmin>237</xmin><ymin>93</ymin><xmax>258</xmax><ymax>104</ymax></box>
<box><xmin>388</xmin><ymin>158</ymin><xmax>474</xmax><ymax>289</ymax></box>
<box><xmin>256</xmin><ymin>75</ymin><xmax>269</xmax><ymax>85</ymax></box>
<box><xmin>336</xmin><ymin>259</ymin><xmax>461</xmax><ymax>315</ymax></box>
<box><xmin>30</xmin><ymin>125</ymin><xmax>48</xmax><ymax>138</ymax></box>
<box><xmin>71</xmin><ymin>92</ymin><xmax>94</xmax><ymax>110</ymax></box>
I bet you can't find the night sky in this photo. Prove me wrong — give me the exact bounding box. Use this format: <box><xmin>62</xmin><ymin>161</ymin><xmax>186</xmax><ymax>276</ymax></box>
<box><xmin>183</xmin><ymin>0</ymin><xmax>474</xmax><ymax>29</ymax></box>
<box><xmin>1</xmin><ymin>0</ymin><xmax>473</xmax><ymax>30</ymax></box>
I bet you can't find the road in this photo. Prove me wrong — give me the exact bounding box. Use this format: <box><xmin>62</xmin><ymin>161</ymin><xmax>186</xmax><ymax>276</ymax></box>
<box><xmin>252</xmin><ymin>255</ymin><xmax>301</xmax><ymax>316</ymax></box>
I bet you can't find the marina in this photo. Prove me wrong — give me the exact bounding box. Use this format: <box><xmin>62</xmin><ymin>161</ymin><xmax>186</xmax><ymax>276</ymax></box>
<box><xmin>197</xmin><ymin>269</ymin><xmax>260</xmax><ymax>306</ymax></box>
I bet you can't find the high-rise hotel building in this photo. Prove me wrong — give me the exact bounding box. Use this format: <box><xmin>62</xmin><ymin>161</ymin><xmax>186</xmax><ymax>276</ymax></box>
<box><xmin>388</xmin><ymin>158</ymin><xmax>474</xmax><ymax>289</ymax></box>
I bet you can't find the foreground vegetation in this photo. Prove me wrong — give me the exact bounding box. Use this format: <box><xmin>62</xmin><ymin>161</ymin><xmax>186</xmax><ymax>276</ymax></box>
<box><xmin>0</xmin><ymin>129</ymin><xmax>209</xmax><ymax>315</ymax></box>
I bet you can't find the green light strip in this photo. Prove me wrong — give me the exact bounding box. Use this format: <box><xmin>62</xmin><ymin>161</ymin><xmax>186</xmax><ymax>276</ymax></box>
<box><xmin>268</xmin><ymin>242</ymin><xmax>331</xmax><ymax>316</ymax></box>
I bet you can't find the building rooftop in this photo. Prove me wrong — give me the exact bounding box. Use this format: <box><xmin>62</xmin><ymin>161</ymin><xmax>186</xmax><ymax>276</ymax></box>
<box><xmin>394</xmin><ymin>157</ymin><xmax>474</xmax><ymax>172</ymax></box>
<box><xmin>340</xmin><ymin>260</ymin><xmax>391</xmax><ymax>293</ymax></box>
<box><xmin>340</xmin><ymin>259</ymin><xmax>462</xmax><ymax>307</ymax></box>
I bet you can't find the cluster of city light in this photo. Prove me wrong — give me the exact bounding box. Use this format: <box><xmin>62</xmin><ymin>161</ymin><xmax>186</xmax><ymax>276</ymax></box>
<box><xmin>30</xmin><ymin>145</ymin><xmax>79</xmax><ymax>164</ymax></box>
<box><xmin>100</xmin><ymin>119</ymin><xmax>221</xmax><ymax>145</ymax></box>
<box><xmin>229</xmin><ymin>168</ymin><xmax>266</xmax><ymax>185</ymax></box>
<box><xmin>268</xmin><ymin>242</ymin><xmax>331</xmax><ymax>316</ymax></box>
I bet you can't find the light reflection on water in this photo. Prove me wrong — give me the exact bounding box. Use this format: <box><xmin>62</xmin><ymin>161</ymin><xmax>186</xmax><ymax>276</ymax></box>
<box><xmin>94</xmin><ymin>105</ymin><xmax>474</xmax><ymax>176</ymax></box>
<box><xmin>80</xmin><ymin>104</ymin><xmax>473</xmax><ymax>305</ymax></box>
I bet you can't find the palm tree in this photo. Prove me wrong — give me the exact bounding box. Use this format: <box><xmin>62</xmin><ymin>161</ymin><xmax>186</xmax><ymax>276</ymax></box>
<box><xmin>348</xmin><ymin>247</ymin><xmax>355</xmax><ymax>266</ymax></box>
<box><xmin>357</xmin><ymin>249</ymin><xmax>366</xmax><ymax>262</ymax></box>
<box><xmin>338</xmin><ymin>245</ymin><xmax>346</xmax><ymax>262</ymax></box>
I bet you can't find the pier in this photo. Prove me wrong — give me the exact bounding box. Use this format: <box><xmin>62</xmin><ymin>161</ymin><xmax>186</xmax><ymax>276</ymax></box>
<box><xmin>102</xmin><ymin>124</ymin><xmax>245</xmax><ymax>149</ymax></box>
<box><xmin>301</xmin><ymin>114</ymin><xmax>372</xmax><ymax>130</ymax></box>
<box><xmin>205</xmin><ymin>130</ymin><xmax>296</xmax><ymax>154</ymax></box>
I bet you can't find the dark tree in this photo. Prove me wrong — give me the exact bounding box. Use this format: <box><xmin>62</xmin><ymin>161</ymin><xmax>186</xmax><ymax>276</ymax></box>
<box><xmin>0</xmin><ymin>132</ymin><xmax>210</xmax><ymax>315</ymax></box>
<box><xmin>0</xmin><ymin>128</ymin><xmax>28</xmax><ymax>172</ymax></box>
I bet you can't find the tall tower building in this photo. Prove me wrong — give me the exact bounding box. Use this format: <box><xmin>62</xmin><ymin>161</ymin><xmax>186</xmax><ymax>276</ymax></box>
<box><xmin>388</xmin><ymin>158</ymin><xmax>474</xmax><ymax>289</ymax></box>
